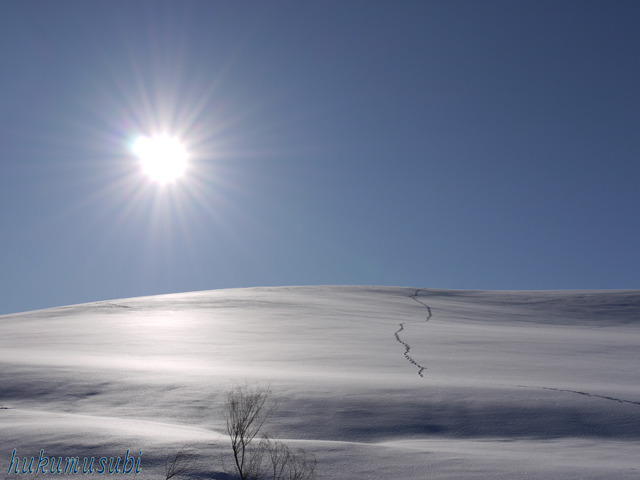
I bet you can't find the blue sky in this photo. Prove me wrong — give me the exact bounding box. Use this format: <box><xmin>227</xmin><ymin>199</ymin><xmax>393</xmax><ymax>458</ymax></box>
<box><xmin>1</xmin><ymin>1</ymin><xmax>639</xmax><ymax>314</ymax></box>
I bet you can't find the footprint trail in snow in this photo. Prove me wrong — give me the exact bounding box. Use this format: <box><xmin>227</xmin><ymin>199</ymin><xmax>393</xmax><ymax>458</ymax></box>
<box><xmin>394</xmin><ymin>289</ymin><xmax>432</xmax><ymax>377</ymax></box>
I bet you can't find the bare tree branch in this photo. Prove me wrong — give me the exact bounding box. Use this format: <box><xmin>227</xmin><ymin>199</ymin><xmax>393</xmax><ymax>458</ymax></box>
<box><xmin>224</xmin><ymin>384</ymin><xmax>273</xmax><ymax>480</ymax></box>
<box><xmin>165</xmin><ymin>446</ymin><xmax>193</xmax><ymax>480</ymax></box>
<box><xmin>222</xmin><ymin>384</ymin><xmax>316</xmax><ymax>480</ymax></box>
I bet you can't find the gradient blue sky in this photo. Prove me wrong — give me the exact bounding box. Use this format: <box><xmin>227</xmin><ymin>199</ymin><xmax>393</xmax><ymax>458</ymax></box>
<box><xmin>1</xmin><ymin>1</ymin><xmax>639</xmax><ymax>314</ymax></box>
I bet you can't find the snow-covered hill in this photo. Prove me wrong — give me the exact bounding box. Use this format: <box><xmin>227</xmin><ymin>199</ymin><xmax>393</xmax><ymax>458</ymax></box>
<box><xmin>1</xmin><ymin>286</ymin><xmax>639</xmax><ymax>479</ymax></box>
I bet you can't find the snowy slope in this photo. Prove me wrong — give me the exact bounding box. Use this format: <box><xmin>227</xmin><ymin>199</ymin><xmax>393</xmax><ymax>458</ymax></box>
<box><xmin>1</xmin><ymin>286</ymin><xmax>639</xmax><ymax>479</ymax></box>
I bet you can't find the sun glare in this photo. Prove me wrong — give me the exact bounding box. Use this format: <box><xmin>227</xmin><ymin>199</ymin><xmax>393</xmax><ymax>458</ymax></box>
<box><xmin>133</xmin><ymin>135</ymin><xmax>188</xmax><ymax>184</ymax></box>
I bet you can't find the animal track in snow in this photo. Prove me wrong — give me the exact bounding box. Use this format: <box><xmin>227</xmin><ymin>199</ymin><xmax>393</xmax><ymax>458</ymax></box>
<box><xmin>394</xmin><ymin>289</ymin><xmax>432</xmax><ymax>377</ymax></box>
<box><xmin>394</xmin><ymin>290</ymin><xmax>640</xmax><ymax>406</ymax></box>
<box><xmin>513</xmin><ymin>384</ymin><xmax>640</xmax><ymax>407</ymax></box>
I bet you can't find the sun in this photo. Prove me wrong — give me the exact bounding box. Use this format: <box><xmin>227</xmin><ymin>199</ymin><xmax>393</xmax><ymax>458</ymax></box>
<box><xmin>133</xmin><ymin>134</ymin><xmax>188</xmax><ymax>184</ymax></box>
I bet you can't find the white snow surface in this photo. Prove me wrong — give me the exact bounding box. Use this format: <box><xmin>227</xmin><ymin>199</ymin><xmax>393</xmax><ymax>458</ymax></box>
<box><xmin>1</xmin><ymin>286</ymin><xmax>639</xmax><ymax>479</ymax></box>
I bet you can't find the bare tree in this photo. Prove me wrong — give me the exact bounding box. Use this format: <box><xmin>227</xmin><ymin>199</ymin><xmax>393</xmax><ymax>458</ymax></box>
<box><xmin>164</xmin><ymin>446</ymin><xmax>193</xmax><ymax>480</ymax></box>
<box><xmin>259</xmin><ymin>437</ymin><xmax>316</xmax><ymax>480</ymax></box>
<box><xmin>224</xmin><ymin>384</ymin><xmax>273</xmax><ymax>480</ymax></box>
<box><xmin>284</xmin><ymin>448</ymin><xmax>316</xmax><ymax>480</ymax></box>
<box><xmin>222</xmin><ymin>385</ymin><xmax>316</xmax><ymax>480</ymax></box>
<box><xmin>260</xmin><ymin>436</ymin><xmax>289</xmax><ymax>480</ymax></box>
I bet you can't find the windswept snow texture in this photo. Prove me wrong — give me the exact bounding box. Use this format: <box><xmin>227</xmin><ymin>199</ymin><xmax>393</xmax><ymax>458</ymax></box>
<box><xmin>1</xmin><ymin>286</ymin><xmax>639</xmax><ymax>479</ymax></box>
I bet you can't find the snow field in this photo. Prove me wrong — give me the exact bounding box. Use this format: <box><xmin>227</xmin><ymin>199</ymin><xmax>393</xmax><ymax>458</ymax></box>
<box><xmin>1</xmin><ymin>286</ymin><xmax>639</xmax><ymax>479</ymax></box>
